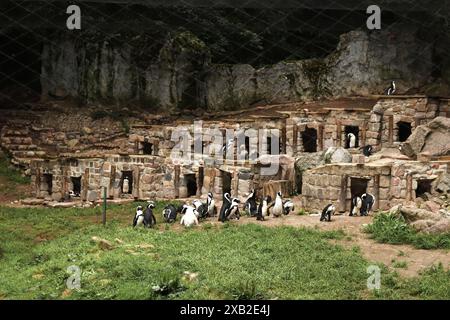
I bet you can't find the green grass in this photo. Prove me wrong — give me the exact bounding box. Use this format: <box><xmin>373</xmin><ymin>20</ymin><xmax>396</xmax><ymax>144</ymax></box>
<box><xmin>0</xmin><ymin>153</ymin><xmax>30</xmax><ymax>185</ymax></box>
<box><xmin>0</xmin><ymin>203</ymin><xmax>449</xmax><ymax>300</ymax></box>
<box><xmin>364</xmin><ymin>213</ymin><xmax>450</xmax><ymax>250</ymax></box>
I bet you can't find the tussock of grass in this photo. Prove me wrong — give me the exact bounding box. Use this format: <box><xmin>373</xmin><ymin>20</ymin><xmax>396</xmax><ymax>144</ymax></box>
<box><xmin>364</xmin><ymin>213</ymin><xmax>450</xmax><ymax>250</ymax></box>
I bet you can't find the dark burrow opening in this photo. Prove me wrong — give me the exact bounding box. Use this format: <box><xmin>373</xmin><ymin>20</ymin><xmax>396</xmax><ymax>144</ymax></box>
<box><xmin>185</xmin><ymin>174</ymin><xmax>197</xmax><ymax>197</ymax></box>
<box><xmin>70</xmin><ymin>176</ymin><xmax>81</xmax><ymax>196</ymax></box>
<box><xmin>221</xmin><ymin>170</ymin><xmax>232</xmax><ymax>195</ymax></box>
<box><xmin>143</xmin><ymin>141</ymin><xmax>153</xmax><ymax>155</ymax></box>
<box><xmin>302</xmin><ymin>127</ymin><xmax>318</xmax><ymax>153</ymax></box>
<box><xmin>42</xmin><ymin>173</ymin><xmax>53</xmax><ymax>195</ymax></box>
<box><xmin>416</xmin><ymin>179</ymin><xmax>433</xmax><ymax>198</ymax></box>
<box><xmin>397</xmin><ymin>121</ymin><xmax>412</xmax><ymax>142</ymax></box>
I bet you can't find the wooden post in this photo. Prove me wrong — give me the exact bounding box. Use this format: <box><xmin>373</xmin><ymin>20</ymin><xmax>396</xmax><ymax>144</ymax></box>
<box><xmin>109</xmin><ymin>165</ymin><xmax>116</xmax><ymax>199</ymax></box>
<box><xmin>81</xmin><ymin>168</ymin><xmax>89</xmax><ymax>201</ymax></box>
<box><xmin>197</xmin><ymin>167</ymin><xmax>204</xmax><ymax>196</ymax></box>
<box><xmin>174</xmin><ymin>165</ymin><xmax>180</xmax><ymax>199</ymax></box>
<box><xmin>318</xmin><ymin>124</ymin><xmax>324</xmax><ymax>151</ymax></box>
<box><xmin>361</xmin><ymin>121</ymin><xmax>367</xmax><ymax>148</ymax></box>
<box><xmin>232</xmin><ymin>170</ymin><xmax>239</xmax><ymax>196</ymax></box>
<box><xmin>388</xmin><ymin>115</ymin><xmax>394</xmax><ymax>146</ymax></box>
<box><xmin>406</xmin><ymin>174</ymin><xmax>413</xmax><ymax>201</ymax></box>
<box><xmin>339</xmin><ymin>175</ymin><xmax>348</xmax><ymax>213</ymax></box>
<box><xmin>35</xmin><ymin>166</ymin><xmax>41</xmax><ymax>197</ymax></box>
<box><xmin>373</xmin><ymin>175</ymin><xmax>380</xmax><ymax>211</ymax></box>
<box><xmin>281</xmin><ymin>121</ymin><xmax>287</xmax><ymax>154</ymax></box>
<box><xmin>102</xmin><ymin>187</ymin><xmax>107</xmax><ymax>226</ymax></box>
<box><xmin>336</xmin><ymin>121</ymin><xmax>342</xmax><ymax>147</ymax></box>
<box><xmin>132</xmin><ymin>166</ymin><xmax>140</xmax><ymax>199</ymax></box>
<box><xmin>292</xmin><ymin>124</ymin><xmax>298</xmax><ymax>154</ymax></box>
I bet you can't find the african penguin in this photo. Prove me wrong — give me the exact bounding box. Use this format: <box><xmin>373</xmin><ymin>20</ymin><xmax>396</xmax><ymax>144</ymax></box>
<box><xmin>180</xmin><ymin>205</ymin><xmax>199</xmax><ymax>227</ymax></box>
<box><xmin>272</xmin><ymin>191</ymin><xmax>284</xmax><ymax>217</ymax></box>
<box><xmin>350</xmin><ymin>196</ymin><xmax>362</xmax><ymax>216</ymax></box>
<box><xmin>206</xmin><ymin>192</ymin><xmax>217</xmax><ymax>217</ymax></box>
<box><xmin>282</xmin><ymin>199</ymin><xmax>295</xmax><ymax>215</ymax></box>
<box><xmin>256</xmin><ymin>196</ymin><xmax>271</xmax><ymax>221</ymax></box>
<box><xmin>386</xmin><ymin>81</ymin><xmax>396</xmax><ymax>95</ymax></box>
<box><xmin>162</xmin><ymin>204</ymin><xmax>182</xmax><ymax>223</ymax></box>
<box><xmin>347</xmin><ymin>133</ymin><xmax>356</xmax><ymax>148</ymax></box>
<box><xmin>361</xmin><ymin>193</ymin><xmax>376</xmax><ymax>216</ymax></box>
<box><xmin>133</xmin><ymin>205</ymin><xmax>145</xmax><ymax>227</ymax></box>
<box><xmin>143</xmin><ymin>201</ymin><xmax>157</xmax><ymax>228</ymax></box>
<box><xmin>219</xmin><ymin>192</ymin><xmax>232</xmax><ymax>222</ymax></box>
<box><xmin>193</xmin><ymin>199</ymin><xmax>208</xmax><ymax>219</ymax></box>
<box><xmin>244</xmin><ymin>189</ymin><xmax>258</xmax><ymax>217</ymax></box>
<box><xmin>362</xmin><ymin>145</ymin><xmax>373</xmax><ymax>157</ymax></box>
<box><xmin>226</xmin><ymin>198</ymin><xmax>241</xmax><ymax>220</ymax></box>
<box><xmin>320</xmin><ymin>204</ymin><xmax>335</xmax><ymax>222</ymax></box>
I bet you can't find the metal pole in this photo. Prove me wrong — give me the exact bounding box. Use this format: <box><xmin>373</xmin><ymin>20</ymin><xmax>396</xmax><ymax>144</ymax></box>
<box><xmin>102</xmin><ymin>186</ymin><xmax>107</xmax><ymax>226</ymax></box>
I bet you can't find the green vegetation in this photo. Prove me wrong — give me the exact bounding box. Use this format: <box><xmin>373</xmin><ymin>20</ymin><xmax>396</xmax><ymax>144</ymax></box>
<box><xmin>0</xmin><ymin>203</ymin><xmax>449</xmax><ymax>300</ymax></box>
<box><xmin>0</xmin><ymin>152</ymin><xmax>30</xmax><ymax>199</ymax></box>
<box><xmin>364</xmin><ymin>213</ymin><xmax>450</xmax><ymax>250</ymax></box>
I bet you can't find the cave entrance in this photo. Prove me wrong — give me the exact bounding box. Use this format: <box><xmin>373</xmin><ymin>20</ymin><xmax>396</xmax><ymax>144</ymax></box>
<box><xmin>416</xmin><ymin>179</ymin><xmax>433</xmax><ymax>198</ymax></box>
<box><xmin>301</xmin><ymin>128</ymin><xmax>317</xmax><ymax>153</ymax></box>
<box><xmin>295</xmin><ymin>172</ymin><xmax>303</xmax><ymax>194</ymax></box>
<box><xmin>143</xmin><ymin>142</ymin><xmax>153</xmax><ymax>155</ymax></box>
<box><xmin>120</xmin><ymin>171</ymin><xmax>133</xmax><ymax>195</ymax></box>
<box><xmin>350</xmin><ymin>177</ymin><xmax>369</xmax><ymax>199</ymax></box>
<box><xmin>397</xmin><ymin>121</ymin><xmax>412</xmax><ymax>142</ymax></box>
<box><xmin>42</xmin><ymin>173</ymin><xmax>53</xmax><ymax>195</ymax></box>
<box><xmin>70</xmin><ymin>176</ymin><xmax>81</xmax><ymax>197</ymax></box>
<box><xmin>0</xmin><ymin>32</ymin><xmax>42</xmax><ymax>107</ymax></box>
<box><xmin>245</xmin><ymin>136</ymin><xmax>250</xmax><ymax>159</ymax></box>
<box><xmin>345</xmin><ymin>126</ymin><xmax>359</xmax><ymax>148</ymax></box>
<box><xmin>221</xmin><ymin>170</ymin><xmax>232</xmax><ymax>195</ymax></box>
<box><xmin>185</xmin><ymin>174</ymin><xmax>197</xmax><ymax>197</ymax></box>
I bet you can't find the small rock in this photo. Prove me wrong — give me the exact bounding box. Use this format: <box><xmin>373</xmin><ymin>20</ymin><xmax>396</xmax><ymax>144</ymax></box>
<box><xmin>91</xmin><ymin>236</ymin><xmax>114</xmax><ymax>250</ymax></box>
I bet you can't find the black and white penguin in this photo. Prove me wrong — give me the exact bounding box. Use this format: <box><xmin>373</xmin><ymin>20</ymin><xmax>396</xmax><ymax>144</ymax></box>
<box><xmin>244</xmin><ymin>189</ymin><xmax>258</xmax><ymax>217</ymax></box>
<box><xmin>272</xmin><ymin>191</ymin><xmax>284</xmax><ymax>217</ymax></box>
<box><xmin>180</xmin><ymin>204</ymin><xmax>199</xmax><ymax>227</ymax></box>
<box><xmin>350</xmin><ymin>196</ymin><xmax>362</xmax><ymax>216</ymax></box>
<box><xmin>256</xmin><ymin>195</ymin><xmax>271</xmax><ymax>221</ymax></box>
<box><xmin>133</xmin><ymin>205</ymin><xmax>145</xmax><ymax>227</ymax></box>
<box><xmin>347</xmin><ymin>133</ymin><xmax>356</xmax><ymax>148</ymax></box>
<box><xmin>162</xmin><ymin>204</ymin><xmax>181</xmax><ymax>223</ymax></box>
<box><xmin>386</xmin><ymin>81</ymin><xmax>396</xmax><ymax>95</ymax></box>
<box><xmin>222</xmin><ymin>138</ymin><xmax>234</xmax><ymax>156</ymax></box>
<box><xmin>206</xmin><ymin>192</ymin><xmax>217</xmax><ymax>217</ymax></box>
<box><xmin>361</xmin><ymin>193</ymin><xmax>376</xmax><ymax>216</ymax></box>
<box><xmin>227</xmin><ymin>197</ymin><xmax>241</xmax><ymax>220</ymax></box>
<box><xmin>282</xmin><ymin>199</ymin><xmax>295</xmax><ymax>215</ymax></box>
<box><xmin>193</xmin><ymin>199</ymin><xmax>209</xmax><ymax>219</ymax></box>
<box><xmin>320</xmin><ymin>204</ymin><xmax>335</xmax><ymax>222</ymax></box>
<box><xmin>143</xmin><ymin>201</ymin><xmax>157</xmax><ymax>228</ymax></box>
<box><xmin>361</xmin><ymin>145</ymin><xmax>373</xmax><ymax>157</ymax></box>
<box><xmin>219</xmin><ymin>192</ymin><xmax>232</xmax><ymax>222</ymax></box>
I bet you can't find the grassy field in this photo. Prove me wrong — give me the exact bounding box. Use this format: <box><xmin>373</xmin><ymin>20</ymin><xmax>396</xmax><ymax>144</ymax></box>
<box><xmin>0</xmin><ymin>202</ymin><xmax>449</xmax><ymax>300</ymax></box>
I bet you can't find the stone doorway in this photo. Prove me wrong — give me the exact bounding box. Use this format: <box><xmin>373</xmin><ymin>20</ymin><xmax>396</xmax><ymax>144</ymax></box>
<box><xmin>120</xmin><ymin>171</ymin><xmax>133</xmax><ymax>195</ymax></box>
<box><xmin>221</xmin><ymin>170</ymin><xmax>232</xmax><ymax>195</ymax></box>
<box><xmin>70</xmin><ymin>176</ymin><xmax>81</xmax><ymax>197</ymax></box>
<box><xmin>397</xmin><ymin>121</ymin><xmax>412</xmax><ymax>142</ymax></box>
<box><xmin>345</xmin><ymin>126</ymin><xmax>359</xmax><ymax>148</ymax></box>
<box><xmin>301</xmin><ymin>127</ymin><xmax>318</xmax><ymax>153</ymax></box>
<box><xmin>185</xmin><ymin>174</ymin><xmax>197</xmax><ymax>197</ymax></box>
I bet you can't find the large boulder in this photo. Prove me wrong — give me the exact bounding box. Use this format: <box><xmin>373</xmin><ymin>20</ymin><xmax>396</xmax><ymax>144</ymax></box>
<box><xmin>324</xmin><ymin>147</ymin><xmax>352</xmax><ymax>164</ymax></box>
<box><xmin>401</xmin><ymin>117</ymin><xmax>450</xmax><ymax>158</ymax></box>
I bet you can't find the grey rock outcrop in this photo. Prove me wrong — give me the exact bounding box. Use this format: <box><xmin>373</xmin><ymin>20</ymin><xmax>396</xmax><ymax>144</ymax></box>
<box><xmin>401</xmin><ymin>117</ymin><xmax>450</xmax><ymax>158</ymax></box>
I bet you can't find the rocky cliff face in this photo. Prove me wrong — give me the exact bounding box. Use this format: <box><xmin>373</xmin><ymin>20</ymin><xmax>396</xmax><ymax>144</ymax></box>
<box><xmin>41</xmin><ymin>24</ymin><xmax>435</xmax><ymax>111</ymax></box>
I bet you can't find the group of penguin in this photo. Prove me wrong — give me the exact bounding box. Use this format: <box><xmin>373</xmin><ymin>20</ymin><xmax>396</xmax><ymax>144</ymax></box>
<box><xmin>320</xmin><ymin>193</ymin><xmax>376</xmax><ymax>222</ymax></box>
<box><xmin>132</xmin><ymin>190</ymin><xmax>295</xmax><ymax>228</ymax></box>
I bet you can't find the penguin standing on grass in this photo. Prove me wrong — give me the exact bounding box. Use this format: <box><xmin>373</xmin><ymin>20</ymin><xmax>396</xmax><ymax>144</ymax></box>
<box><xmin>272</xmin><ymin>191</ymin><xmax>284</xmax><ymax>217</ymax></box>
<box><xmin>256</xmin><ymin>195</ymin><xmax>271</xmax><ymax>221</ymax></box>
<box><xmin>133</xmin><ymin>205</ymin><xmax>145</xmax><ymax>227</ymax></box>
